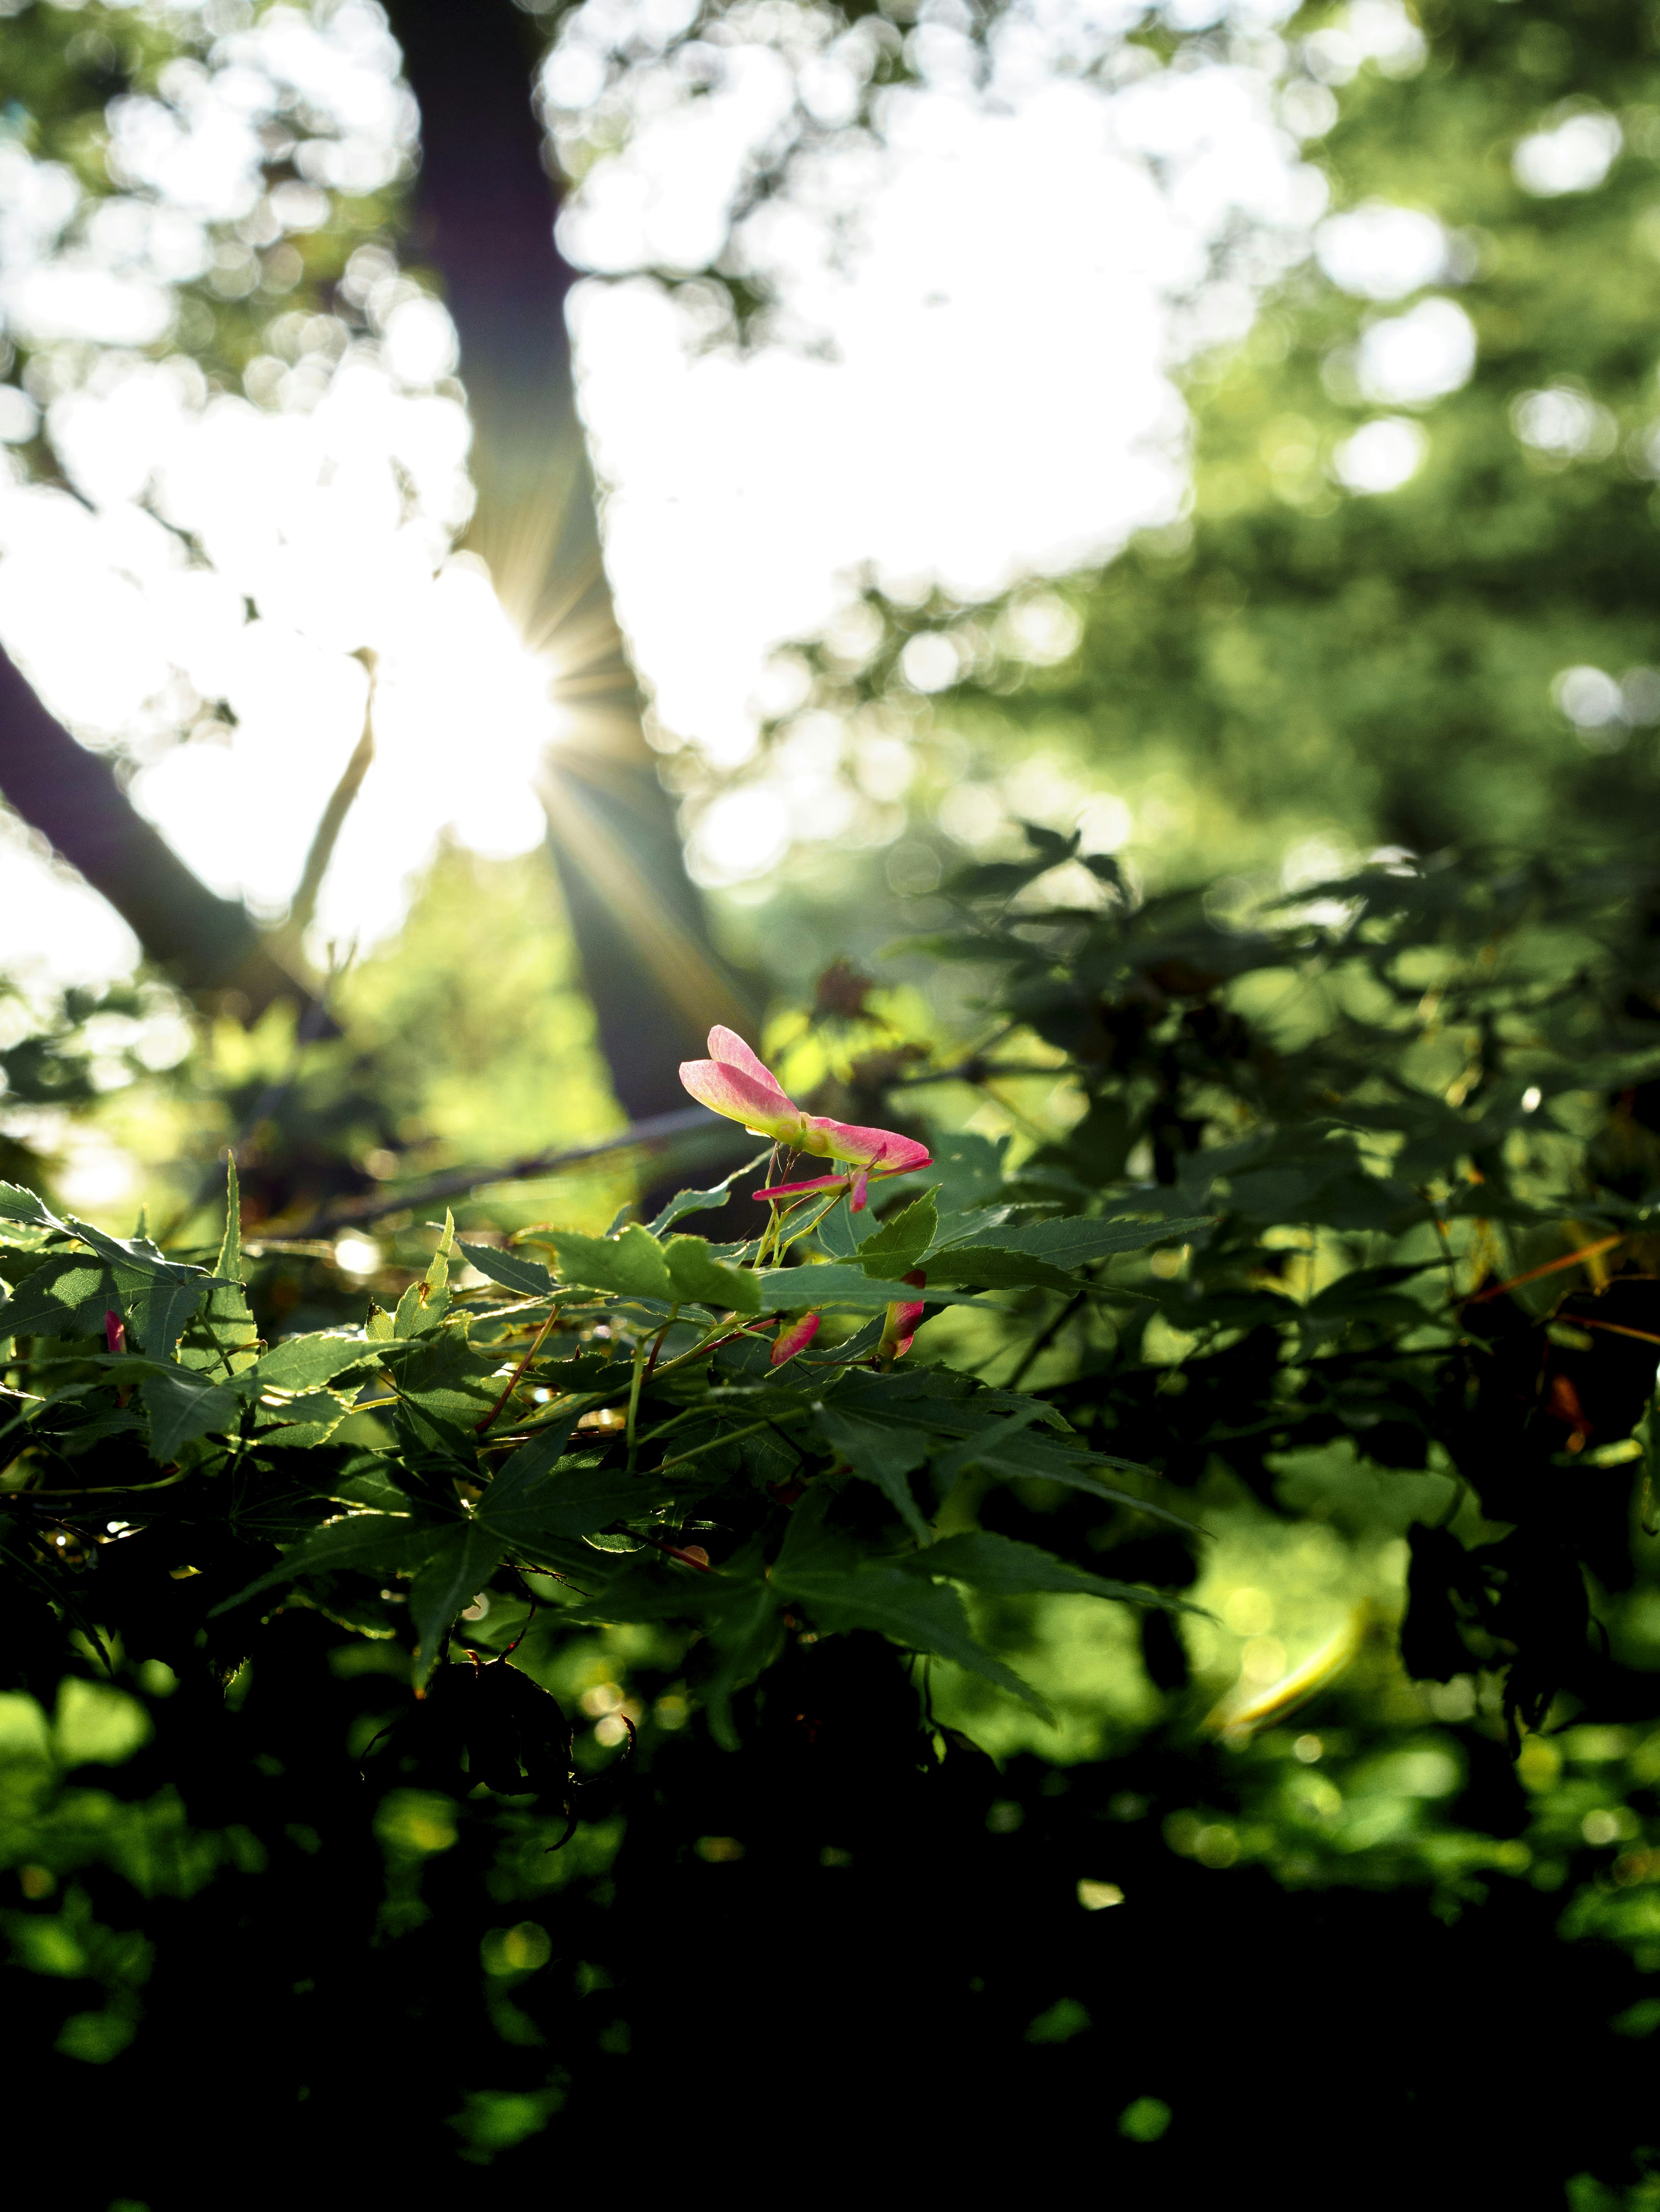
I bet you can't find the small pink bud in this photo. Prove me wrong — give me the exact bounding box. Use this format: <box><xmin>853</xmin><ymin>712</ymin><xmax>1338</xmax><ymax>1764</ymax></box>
<box><xmin>105</xmin><ymin>1311</ymin><xmax>126</xmax><ymax>1357</ymax></box>
<box><xmin>771</xmin><ymin>1312</ymin><xmax>822</xmax><ymax>1366</ymax></box>
<box><xmin>879</xmin><ymin>1271</ymin><xmax>927</xmax><ymax>1364</ymax></box>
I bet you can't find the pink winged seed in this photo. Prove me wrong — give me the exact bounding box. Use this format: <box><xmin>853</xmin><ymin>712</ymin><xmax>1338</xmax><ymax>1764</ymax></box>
<box><xmin>678</xmin><ymin>1057</ymin><xmax>804</xmax><ymax>1139</ymax></box>
<box><xmin>706</xmin><ymin>1024</ymin><xmax>792</xmax><ymax>1104</ymax></box>
<box><xmin>680</xmin><ymin>1028</ymin><xmax>931</xmax><ymax>1190</ymax></box>
<box><xmin>770</xmin><ymin>1313</ymin><xmax>823</xmax><ymax>1367</ymax></box>
<box><xmin>801</xmin><ymin>1116</ymin><xmax>931</xmax><ymax>1173</ymax></box>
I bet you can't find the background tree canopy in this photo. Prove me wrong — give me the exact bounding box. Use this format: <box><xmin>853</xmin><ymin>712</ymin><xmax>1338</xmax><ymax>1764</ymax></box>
<box><xmin>4</xmin><ymin>0</ymin><xmax>1660</xmax><ymax>2203</ymax></box>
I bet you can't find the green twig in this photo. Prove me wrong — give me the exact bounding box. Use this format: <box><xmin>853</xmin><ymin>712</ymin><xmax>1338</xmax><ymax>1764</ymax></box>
<box><xmin>1003</xmin><ymin>1291</ymin><xmax>1087</xmax><ymax>1390</ymax></box>
<box><xmin>625</xmin><ymin>1335</ymin><xmax>649</xmax><ymax>1469</ymax></box>
<box><xmin>654</xmin><ymin>1413</ymin><xmax>800</xmax><ymax>1478</ymax></box>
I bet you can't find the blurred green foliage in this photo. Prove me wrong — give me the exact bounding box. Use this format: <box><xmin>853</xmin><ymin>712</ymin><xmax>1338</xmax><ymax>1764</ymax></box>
<box><xmin>760</xmin><ymin>0</ymin><xmax>1660</xmax><ymax>906</ymax></box>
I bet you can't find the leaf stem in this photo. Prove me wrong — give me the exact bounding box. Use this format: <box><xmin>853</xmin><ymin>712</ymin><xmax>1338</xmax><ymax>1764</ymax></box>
<box><xmin>625</xmin><ymin>1336</ymin><xmax>648</xmax><ymax>1469</ymax></box>
<box><xmin>1002</xmin><ymin>1290</ymin><xmax>1087</xmax><ymax>1391</ymax></box>
<box><xmin>644</xmin><ymin>1304</ymin><xmax>681</xmax><ymax>1381</ymax></box>
<box><xmin>475</xmin><ymin>1307</ymin><xmax>562</xmax><ymax>1435</ymax></box>
<box><xmin>0</xmin><ymin>1465</ymin><xmax>195</xmax><ymax>1501</ymax></box>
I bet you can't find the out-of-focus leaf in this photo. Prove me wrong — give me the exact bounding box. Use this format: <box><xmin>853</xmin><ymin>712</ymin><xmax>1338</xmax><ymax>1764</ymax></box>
<box><xmin>814</xmin><ymin>1197</ymin><xmax>882</xmax><ymax>1259</ymax></box>
<box><xmin>878</xmin><ymin>1131</ymin><xmax>1012</xmax><ymax>1216</ymax></box>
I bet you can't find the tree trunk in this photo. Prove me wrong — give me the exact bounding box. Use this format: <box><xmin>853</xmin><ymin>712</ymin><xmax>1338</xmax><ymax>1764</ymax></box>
<box><xmin>386</xmin><ymin>0</ymin><xmax>755</xmax><ymax>1121</ymax></box>
<box><xmin>0</xmin><ymin>647</ymin><xmax>315</xmax><ymax>1020</ymax></box>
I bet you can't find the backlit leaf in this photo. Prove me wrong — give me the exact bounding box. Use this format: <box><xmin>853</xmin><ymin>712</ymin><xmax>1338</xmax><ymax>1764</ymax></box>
<box><xmin>457</xmin><ymin>1241</ymin><xmax>555</xmax><ymax>1299</ymax></box>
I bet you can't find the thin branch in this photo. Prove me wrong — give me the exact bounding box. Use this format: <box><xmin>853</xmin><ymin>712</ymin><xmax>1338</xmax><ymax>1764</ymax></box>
<box><xmin>283</xmin><ymin>1105</ymin><xmax>741</xmax><ymax>1240</ymax></box>
<box><xmin>280</xmin><ymin>649</ymin><xmax>378</xmax><ymax>950</ymax></box>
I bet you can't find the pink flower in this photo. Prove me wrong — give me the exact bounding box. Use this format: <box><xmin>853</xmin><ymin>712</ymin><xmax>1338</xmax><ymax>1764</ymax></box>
<box><xmin>678</xmin><ymin>1026</ymin><xmax>930</xmax><ymax>1211</ymax></box>
<box><xmin>770</xmin><ymin>1312</ymin><xmax>822</xmax><ymax>1367</ymax></box>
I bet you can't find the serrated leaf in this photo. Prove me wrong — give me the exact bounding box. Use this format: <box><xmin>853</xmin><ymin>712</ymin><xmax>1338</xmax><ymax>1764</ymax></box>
<box><xmin>253</xmin><ymin>1389</ymin><xmax>358</xmax><ymax>1449</ymax></box>
<box><xmin>121</xmin><ymin>1275</ymin><xmax>211</xmax><ymax>1362</ymax></box>
<box><xmin>324</xmin><ymin>1456</ymin><xmax>412</xmax><ymax>1512</ymax></box>
<box><xmin>142</xmin><ymin>1366</ymin><xmax>244</xmax><ymax>1461</ymax></box>
<box><xmin>0</xmin><ymin>1183</ymin><xmax>57</xmax><ymax>1228</ymax></box>
<box><xmin>920</xmin><ymin>1406</ymin><xmax>1189</xmax><ymax>1525</ymax></box>
<box><xmin>814</xmin><ymin>1403</ymin><xmax>932</xmax><ymax>1541</ymax></box>
<box><xmin>548</xmin><ymin>1223</ymin><xmax>674</xmax><ymax>1301</ymax></box>
<box><xmin>175</xmin><ymin>1239</ymin><xmax>259</xmax><ymax>1377</ymax></box>
<box><xmin>856</xmin><ymin>1192</ymin><xmax>939</xmax><ymax>1280</ymax></box>
<box><xmin>67</xmin><ymin>1217</ymin><xmax>201</xmax><ymax>1286</ymax></box>
<box><xmin>428</xmin><ymin>1211</ymin><xmax>455</xmax><ymax>1277</ymax></box>
<box><xmin>479</xmin><ymin>1448</ymin><xmax>675</xmax><ymax>1550</ymax></box>
<box><xmin>457</xmin><ymin>1241</ymin><xmax>554</xmax><ymax>1298</ymax></box>
<box><xmin>771</xmin><ymin>1488</ymin><xmax>1048</xmax><ymax>1713</ymax></box>
<box><xmin>393</xmin><ymin>1277</ymin><xmax>444</xmax><ymax>1337</ymax></box>
<box><xmin>387</xmin><ymin>1331</ymin><xmax>503</xmax><ymax>1445</ymax></box>
<box><xmin>751</xmin><ymin>1263</ymin><xmax>984</xmax><ymax>1313</ymax></box>
<box><xmin>939</xmin><ymin>1214</ymin><xmax>1214</xmax><ymax>1266</ymax></box>
<box><xmin>664</xmin><ymin>1235</ymin><xmax>760</xmax><ymax>1315</ymax></box>
<box><xmin>648</xmin><ymin>1183</ymin><xmax>735</xmax><ymax>1235</ymax></box>
<box><xmin>814</xmin><ymin>1196</ymin><xmax>882</xmax><ymax>1259</ymax></box>
<box><xmin>0</xmin><ymin>1257</ymin><xmax>114</xmax><ymax>1339</ymax></box>
<box><xmin>216</xmin><ymin>1158</ymin><xmax>244</xmax><ymax>1285</ymax></box>
<box><xmin>365</xmin><ymin>1304</ymin><xmax>396</xmax><ymax>1342</ymax></box>
<box><xmin>909</xmin><ymin>1531</ymin><xmax>1198</xmax><ymax>1612</ymax></box>
<box><xmin>64</xmin><ymin>1225</ymin><xmax>214</xmax><ymax>1359</ymax></box>
<box><xmin>927</xmin><ymin>1401</ymin><xmax>1053</xmax><ymax>1486</ymax></box>
<box><xmin>209</xmin><ymin>1511</ymin><xmax>453</xmax><ymax>1614</ymax></box>
<box><xmin>700</xmin><ymin>1579</ymin><xmax>784</xmax><ymax>1750</ymax></box>
<box><xmin>923</xmin><ymin>1247</ymin><xmax>1078</xmax><ymax>1293</ymax></box>
<box><xmin>772</xmin><ymin>1552</ymin><xmax>1049</xmax><ymax>1715</ymax></box>
<box><xmin>409</xmin><ymin>1519</ymin><xmax>507</xmax><ymax>1687</ymax></box>
<box><xmin>253</xmin><ymin>1333</ymin><xmax>382</xmax><ymax>1394</ymax></box>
